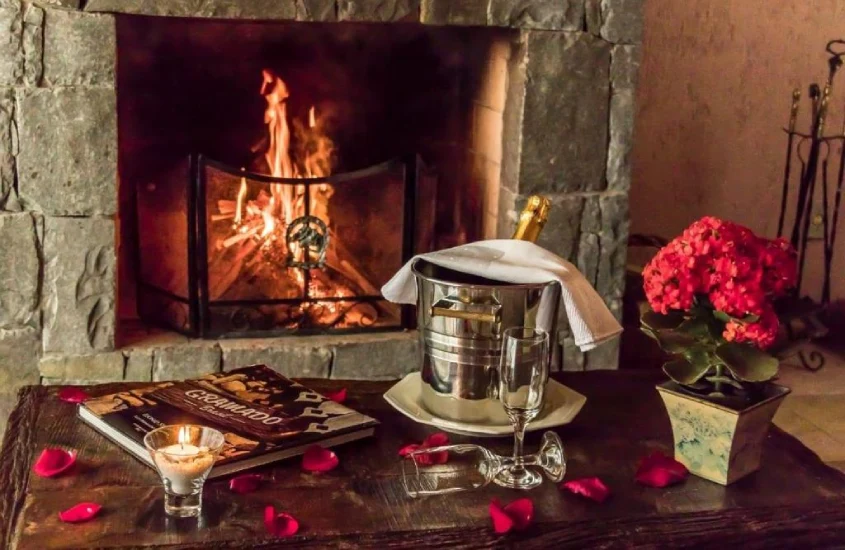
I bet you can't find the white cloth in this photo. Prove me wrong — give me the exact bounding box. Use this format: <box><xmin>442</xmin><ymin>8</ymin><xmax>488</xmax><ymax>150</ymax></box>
<box><xmin>381</xmin><ymin>240</ymin><xmax>622</xmax><ymax>352</ymax></box>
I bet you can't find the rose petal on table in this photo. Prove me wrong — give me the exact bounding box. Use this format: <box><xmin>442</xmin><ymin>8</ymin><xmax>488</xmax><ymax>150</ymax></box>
<box><xmin>503</xmin><ymin>498</ymin><xmax>534</xmax><ymax>530</ymax></box>
<box><xmin>489</xmin><ymin>498</ymin><xmax>533</xmax><ymax>534</ymax></box>
<box><xmin>398</xmin><ymin>443</ymin><xmax>421</xmax><ymax>457</ymax></box>
<box><xmin>264</xmin><ymin>506</ymin><xmax>300</xmax><ymax>537</ymax></box>
<box><xmin>635</xmin><ymin>451</ymin><xmax>689</xmax><ymax>488</ymax></box>
<box><xmin>489</xmin><ymin>499</ymin><xmax>515</xmax><ymax>534</ymax></box>
<box><xmin>301</xmin><ymin>445</ymin><xmax>339</xmax><ymax>473</ymax></box>
<box><xmin>229</xmin><ymin>473</ymin><xmax>263</xmax><ymax>494</ymax></box>
<box><xmin>423</xmin><ymin>432</ymin><xmax>449</xmax><ymax>447</ymax></box>
<box><xmin>32</xmin><ymin>448</ymin><xmax>77</xmax><ymax>478</ymax></box>
<box><xmin>58</xmin><ymin>502</ymin><xmax>101</xmax><ymax>523</ymax></box>
<box><xmin>57</xmin><ymin>387</ymin><xmax>89</xmax><ymax>404</ymax></box>
<box><xmin>562</xmin><ymin>477</ymin><xmax>611</xmax><ymax>503</ymax></box>
<box><xmin>324</xmin><ymin>388</ymin><xmax>347</xmax><ymax>404</ymax></box>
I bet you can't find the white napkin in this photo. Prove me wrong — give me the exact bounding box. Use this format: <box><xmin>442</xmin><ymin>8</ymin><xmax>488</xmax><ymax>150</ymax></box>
<box><xmin>381</xmin><ymin>239</ymin><xmax>622</xmax><ymax>352</ymax></box>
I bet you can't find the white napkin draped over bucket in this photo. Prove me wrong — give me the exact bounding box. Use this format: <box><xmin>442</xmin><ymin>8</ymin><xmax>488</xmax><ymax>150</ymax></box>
<box><xmin>381</xmin><ymin>239</ymin><xmax>622</xmax><ymax>352</ymax></box>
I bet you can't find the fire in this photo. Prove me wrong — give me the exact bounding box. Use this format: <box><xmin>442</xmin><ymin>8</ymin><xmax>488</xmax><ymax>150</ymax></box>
<box><xmin>233</xmin><ymin>172</ymin><xmax>247</xmax><ymax>225</ymax></box>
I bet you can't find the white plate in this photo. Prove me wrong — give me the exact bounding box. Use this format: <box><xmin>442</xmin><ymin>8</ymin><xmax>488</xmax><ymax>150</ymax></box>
<box><xmin>383</xmin><ymin>372</ymin><xmax>587</xmax><ymax>437</ymax></box>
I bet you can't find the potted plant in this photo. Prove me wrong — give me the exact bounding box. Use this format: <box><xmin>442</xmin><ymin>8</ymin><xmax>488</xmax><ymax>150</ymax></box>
<box><xmin>641</xmin><ymin>217</ymin><xmax>797</xmax><ymax>485</ymax></box>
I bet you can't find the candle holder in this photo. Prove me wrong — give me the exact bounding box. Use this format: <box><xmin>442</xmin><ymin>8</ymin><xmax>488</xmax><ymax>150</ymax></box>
<box><xmin>144</xmin><ymin>425</ymin><xmax>225</xmax><ymax>518</ymax></box>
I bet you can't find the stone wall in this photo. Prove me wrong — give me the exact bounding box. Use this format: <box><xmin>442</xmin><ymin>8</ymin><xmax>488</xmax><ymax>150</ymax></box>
<box><xmin>0</xmin><ymin>0</ymin><xmax>642</xmax><ymax>391</ymax></box>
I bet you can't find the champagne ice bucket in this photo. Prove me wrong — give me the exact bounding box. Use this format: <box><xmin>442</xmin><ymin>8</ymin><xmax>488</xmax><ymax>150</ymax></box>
<box><xmin>412</xmin><ymin>259</ymin><xmax>561</xmax><ymax>423</ymax></box>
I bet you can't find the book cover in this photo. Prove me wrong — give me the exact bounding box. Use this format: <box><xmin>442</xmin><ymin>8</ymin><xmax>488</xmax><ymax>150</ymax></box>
<box><xmin>78</xmin><ymin>364</ymin><xmax>378</xmax><ymax>475</ymax></box>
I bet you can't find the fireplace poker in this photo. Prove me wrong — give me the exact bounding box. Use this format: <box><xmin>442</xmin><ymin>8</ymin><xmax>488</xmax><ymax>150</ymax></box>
<box><xmin>777</xmin><ymin>88</ymin><xmax>801</xmax><ymax>237</ymax></box>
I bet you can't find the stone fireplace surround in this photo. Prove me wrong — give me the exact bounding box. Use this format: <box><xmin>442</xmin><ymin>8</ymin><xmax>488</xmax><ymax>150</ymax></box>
<box><xmin>0</xmin><ymin>0</ymin><xmax>641</xmax><ymax>392</ymax></box>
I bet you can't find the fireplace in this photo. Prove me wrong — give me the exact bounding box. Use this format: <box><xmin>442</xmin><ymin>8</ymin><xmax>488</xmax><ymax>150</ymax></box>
<box><xmin>119</xmin><ymin>16</ymin><xmax>511</xmax><ymax>339</ymax></box>
<box><xmin>0</xmin><ymin>1</ymin><xmax>642</xmax><ymax>385</ymax></box>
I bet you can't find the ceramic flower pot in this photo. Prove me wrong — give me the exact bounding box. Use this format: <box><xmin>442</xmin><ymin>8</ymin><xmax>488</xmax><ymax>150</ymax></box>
<box><xmin>656</xmin><ymin>381</ymin><xmax>790</xmax><ymax>486</ymax></box>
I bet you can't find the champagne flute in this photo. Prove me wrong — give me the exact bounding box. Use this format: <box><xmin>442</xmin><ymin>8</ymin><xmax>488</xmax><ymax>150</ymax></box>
<box><xmin>495</xmin><ymin>326</ymin><xmax>549</xmax><ymax>490</ymax></box>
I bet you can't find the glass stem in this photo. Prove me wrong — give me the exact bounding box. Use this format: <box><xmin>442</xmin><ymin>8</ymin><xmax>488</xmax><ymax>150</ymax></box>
<box><xmin>511</xmin><ymin>413</ymin><xmax>528</xmax><ymax>475</ymax></box>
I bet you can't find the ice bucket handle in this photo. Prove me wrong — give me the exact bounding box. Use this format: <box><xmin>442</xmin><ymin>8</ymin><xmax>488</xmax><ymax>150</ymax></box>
<box><xmin>429</xmin><ymin>297</ymin><xmax>502</xmax><ymax>325</ymax></box>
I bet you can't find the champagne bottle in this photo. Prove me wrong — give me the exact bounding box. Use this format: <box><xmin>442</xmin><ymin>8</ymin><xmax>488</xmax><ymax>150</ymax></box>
<box><xmin>511</xmin><ymin>195</ymin><xmax>551</xmax><ymax>242</ymax></box>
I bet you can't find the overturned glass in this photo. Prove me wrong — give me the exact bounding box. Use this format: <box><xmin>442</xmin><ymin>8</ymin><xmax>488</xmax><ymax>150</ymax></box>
<box><xmin>401</xmin><ymin>431</ymin><xmax>566</xmax><ymax>498</ymax></box>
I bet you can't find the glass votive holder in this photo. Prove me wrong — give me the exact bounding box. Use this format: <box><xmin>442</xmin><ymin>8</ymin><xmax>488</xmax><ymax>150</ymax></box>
<box><xmin>144</xmin><ymin>425</ymin><xmax>225</xmax><ymax>518</ymax></box>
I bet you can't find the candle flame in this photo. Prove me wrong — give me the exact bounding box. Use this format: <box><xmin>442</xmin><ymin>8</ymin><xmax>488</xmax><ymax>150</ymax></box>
<box><xmin>177</xmin><ymin>426</ymin><xmax>190</xmax><ymax>447</ymax></box>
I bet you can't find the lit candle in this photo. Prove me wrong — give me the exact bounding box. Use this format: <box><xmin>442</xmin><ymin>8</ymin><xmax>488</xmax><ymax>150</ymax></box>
<box><xmin>152</xmin><ymin>426</ymin><xmax>215</xmax><ymax>495</ymax></box>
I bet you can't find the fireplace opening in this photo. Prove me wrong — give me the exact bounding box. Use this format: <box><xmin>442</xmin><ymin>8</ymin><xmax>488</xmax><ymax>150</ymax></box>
<box><xmin>117</xmin><ymin>16</ymin><xmax>515</xmax><ymax>340</ymax></box>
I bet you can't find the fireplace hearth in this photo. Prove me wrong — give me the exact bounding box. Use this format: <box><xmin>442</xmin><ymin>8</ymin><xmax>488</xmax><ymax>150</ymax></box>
<box><xmin>0</xmin><ymin>0</ymin><xmax>642</xmax><ymax>386</ymax></box>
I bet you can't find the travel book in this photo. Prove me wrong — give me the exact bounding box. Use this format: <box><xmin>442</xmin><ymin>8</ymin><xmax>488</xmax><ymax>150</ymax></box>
<box><xmin>78</xmin><ymin>364</ymin><xmax>378</xmax><ymax>478</ymax></box>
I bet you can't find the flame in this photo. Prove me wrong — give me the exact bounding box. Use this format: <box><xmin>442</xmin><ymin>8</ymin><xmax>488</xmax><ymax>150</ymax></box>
<box><xmin>177</xmin><ymin>426</ymin><xmax>190</xmax><ymax>446</ymax></box>
<box><xmin>261</xmin><ymin>196</ymin><xmax>276</xmax><ymax>238</ymax></box>
<box><xmin>309</xmin><ymin>106</ymin><xmax>316</xmax><ymax>129</ymax></box>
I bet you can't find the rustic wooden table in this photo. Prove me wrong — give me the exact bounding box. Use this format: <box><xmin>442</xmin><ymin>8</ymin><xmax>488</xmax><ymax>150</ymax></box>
<box><xmin>2</xmin><ymin>371</ymin><xmax>845</xmax><ymax>549</ymax></box>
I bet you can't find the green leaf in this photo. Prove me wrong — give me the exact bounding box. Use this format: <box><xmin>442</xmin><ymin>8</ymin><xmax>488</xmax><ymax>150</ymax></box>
<box><xmin>713</xmin><ymin>310</ymin><xmax>733</xmax><ymax>323</ymax></box>
<box><xmin>663</xmin><ymin>358</ymin><xmax>712</xmax><ymax>385</ymax></box>
<box><xmin>654</xmin><ymin>331</ymin><xmax>697</xmax><ymax>353</ymax></box>
<box><xmin>683</xmin><ymin>344</ymin><xmax>720</xmax><ymax>370</ymax></box>
<box><xmin>677</xmin><ymin>316</ymin><xmax>713</xmax><ymax>341</ymax></box>
<box><xmin>716</xmin><ymin>342</ymin><xmax>779</xmax><ymax>383</ymax></box>
<box><xmin>704</xmin><ymin>375</ymin><xmax>744</xmax><ymax>391</ymax></box>
<box><xmin>641</xmin><ymin>310</ymin><xmax>685</xmax><ymax>331</ymax></box>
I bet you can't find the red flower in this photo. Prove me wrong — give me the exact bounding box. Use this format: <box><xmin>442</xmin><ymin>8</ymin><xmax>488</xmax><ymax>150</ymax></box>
<box><xmin>324</xmin><ymin>388</ymin><xmax>347</xmax><ymax>404</ymax></box>
<box><xmin>643</xmin><ymin>217</ymin><xmax>796</xmax><ymax>350</ymax></box>
<box><xmin>32</xmin><ymin>448</ymin><xmax>77</xmax><ymax>478</ymax></box>
<box><xmin>229</xmin><ymin>474</ymin><xmax>263</xmax><ymax>494</ymax></box>
<box><xmin>59</xmin><ymin>502</ymin><xmax>101</xmax><ymax>523</ymax></box>
<box><xmin>57</xmin><ymin>387</ymin><xmax>89</xmax><ymax>404</ymax></box>
<box><xmin>489</xmin><ymin>498</ymin><xmax>533</xmax><ymax>534</ymax></box>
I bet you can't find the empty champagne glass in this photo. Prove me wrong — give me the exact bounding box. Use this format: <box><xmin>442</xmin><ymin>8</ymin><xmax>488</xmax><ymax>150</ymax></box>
<box><xmin>496</xmin><ymin>326</ymin><xmax>550</xmax><ymax>489</ymax></box>
<box><xmin>401</xmin><ymin>432</ymin><xmax>566</xmax><ymax>498</ymax></box>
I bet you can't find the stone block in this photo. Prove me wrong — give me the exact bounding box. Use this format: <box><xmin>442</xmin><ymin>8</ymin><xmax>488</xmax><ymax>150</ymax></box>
<box><xmin>607</xmin><ymin>89</ymin><xmax>635</xmax><ymax>192</ymax></box>
<box><xmin>338</xmin><ymin>0</ymin><xmax>418</xmax><ymax>21</ymax></box>
<box><xmin>585</xmin><ymin>0</ymin><xmax>601</xmax><ymax>35</ymax></box>
<box><xmin>610</xmin><ymin>44</ymin><xmax>641</xmax><ymax>91</ymax></box>
<box><xmin>0</xmin><ymin>213</ymin><xmax>39</xmax><ymax>328</ymax></box>
<box><xmin>39</xmin><ymin>1</ymin><xmax>83</xmax><ymax>7</ymax></box>
<box><xmin>500</xmin><ymin>32</ymin><xmax>527</xmax><ymax>194</ymax></box>
<box><xmin>0</xmin><ymin>326</ymin><xmax>41</xmax><ymax>394</ymax></box>
<box><xmin>561</xmin><ymin>336</ymin><xmax>585</xmax><ymax>372</ymax></box>
<box><xmin>43</xmin><ymin>8</ymin><xmax>115</xmax><ymax>87</ymax></box>
<box><xmin>42</xmin><ymin>216</ymin><xmax>116</xmax><ymax>354</ymax></box>
<box><xmin>534</xmin><ymin>193</ymin><xmax>585</xmax><ymax>263</ymax></box>
<box><xmin>296</xmin><ymin>0</ymin><xmax>336</xmax><ymax>21</ymax></box>
<box><xmin>490</xmin><ymin>0</ymin><xmax>583</xmax><ymax>30</ymax></box>
<box><xmin>220</xmin><ymin>338</ymin><xmax>332</xmax><ymax>378</ymax></box>
<box><xmin>596</xmin><ymin>194</ymin><xmax>629</xmax><ymax>300</ymax></box>
<box><xmin>0</xmin><ymin>2</ymin><xmax>22</xmax><ymax>86</ymax></box>
<box><xmin>123</xmin><ymin>349</ymin><xmax>153</xmax><ymax>381</ymax></box>
<box><xmin>84</xmin><ymin>0</ymin><xmax>297</xmax><ymax>18</ymax></box>
<box><xmin>331</xmin><ymin>332</ymin><xmax>418</xmax><ymax>380</ymax></box>
<box><xmin>16</xmin><ymin>87</ymin><xmax>117</xmax><ymax>215</ymax></box>
<box><xmin>39</xmin><ymin>351</ymin><xmax>125</xmax><ymax>382</ymax></box>
<box><xmin>519</xmin><ymin>31</ymin><xmax>610</xmax><ymax>195</ymax></box>
<box><xmin>420</xmin><ymin>0</ymin><xmax>487</xmax><ymax>26</ymax></box>
<box><xmin>153</xmin><ymin>343</ymin><xmax>221</xmax><ymax>381</ymax></box>
<box><xmin>600</xmin><ymin>0</ymin><xmax>643</xmax><ymax>44</ymax></box>
<box><xmin>585</xmin><ymin>328</ymin><xmax>620</xmax><ymax>370</ymax></box>
<box><xmin>0</xmin><ymin>90</ymin><xmax>18</xmax><ymax>211</ymax></box>
<box><xmin>22</xmin><ymin>3</ymin><xmax>43</xmax><ymax>86</ymax></box>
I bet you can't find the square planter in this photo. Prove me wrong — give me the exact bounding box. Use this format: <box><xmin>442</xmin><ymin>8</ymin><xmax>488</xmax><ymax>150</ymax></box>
<box><xmin>657</xmin><ymin>381</ymin><xmax>790</xmax><ymax>486</ymax></box>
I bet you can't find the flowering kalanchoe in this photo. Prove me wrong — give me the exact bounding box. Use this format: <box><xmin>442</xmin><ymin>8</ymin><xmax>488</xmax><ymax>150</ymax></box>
<box><xmin>643</xmin><ymin>217</ymin><xmax>796</xmax><ymax>350</ymax></box>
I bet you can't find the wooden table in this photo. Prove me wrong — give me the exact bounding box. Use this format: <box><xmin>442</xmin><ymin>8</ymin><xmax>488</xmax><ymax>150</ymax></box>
<box><xmin>2</xmin><ymin>371</ymin><xmax>845</xmax><ymax>549</ymax></box>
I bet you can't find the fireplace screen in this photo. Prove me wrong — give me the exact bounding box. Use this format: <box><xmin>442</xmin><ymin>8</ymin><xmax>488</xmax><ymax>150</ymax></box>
<box><xmin>136</xmin><ymin>154</ymin><xmax>431</xmax><ymax>338</ymax></box>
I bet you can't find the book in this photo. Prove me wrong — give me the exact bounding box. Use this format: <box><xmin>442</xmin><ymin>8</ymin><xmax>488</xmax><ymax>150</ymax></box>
<box><xmin>78</xmin><ymin>364</ymin><xmax>378</xmax><ymax>478</ymax></box>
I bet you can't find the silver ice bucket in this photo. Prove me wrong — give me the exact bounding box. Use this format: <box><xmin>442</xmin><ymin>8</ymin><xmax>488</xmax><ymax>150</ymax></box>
<box><xmin>412</xmin><ymin>259</ymin><xmax>561</xmax><ymax>423</ymax></box>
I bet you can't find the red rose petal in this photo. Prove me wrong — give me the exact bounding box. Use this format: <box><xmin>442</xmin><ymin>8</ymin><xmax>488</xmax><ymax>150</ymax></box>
<box><xmin>301</xmin><ymin>445</ymin><xmax>339</xmax><ymax>473</ymax></box>
<box><xmin>264</xmin><ymin>506</ymin><xmax>299</xmax><ymax>537</ymax></box>
<box><xmin>324</xmin><ymin>388</ymin><xmax>347</xmax><ymax>404</ymax></box>
<box><xmin>229</xmin><ymin>473</ymin><xmax>263</xmax><ymax>494</ymax></box>
<box><xmin>423</xmin><ymin>432</ymin><xmax>449</xmax><ymax>447</ymax></box>
<box><xmin>398</xmin><ymin>443</ymin><xmax>421</xmax><ymax>457</ymax></box>
<box><xmin>57</xmin><ymin>387</ymin><xmax>89</xmax><ymax>404</ymax></box>
<box><xmin>59</xmin><ymin>502</ymin><xmax>101</xmax><ymax>523</ymax></box>
<box><xmin>32</xmin><ymin>448</ymin><xmax>77</xmax><ymax>478</ymax></box>
<box><xmin>489</xmin><ymin>499</ymin><xmax>514</xmax><ymax>534</ymax></box>
<box><xmin>635</xmin><ymin>451</ymin><xmax>689</xmax><ymax>488</ymax></box>
<box><xmin>503</xmin><ymin>498</ymin><xmax>533</xmax><ymax>530</ymax></box>
<box><xmin>562</xmin><ymin>477</ymin><xmax>611</xmax><ymax>503</ymax></box>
